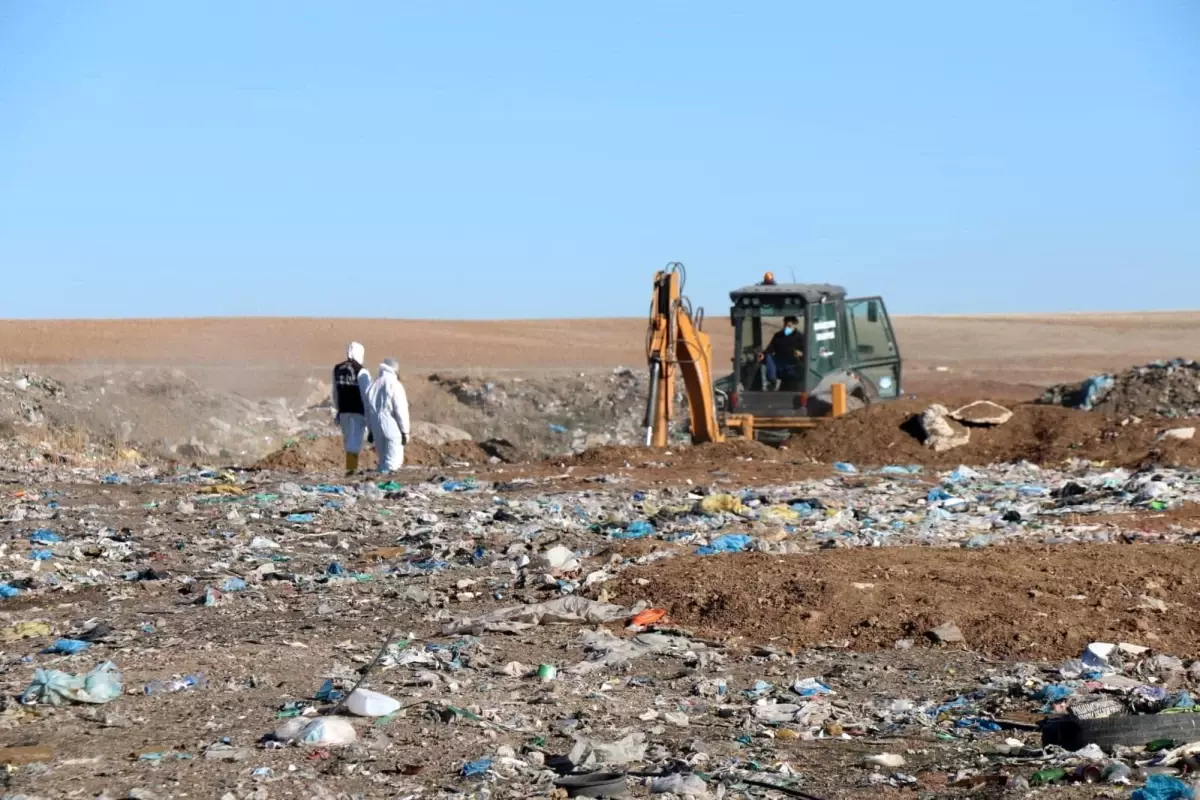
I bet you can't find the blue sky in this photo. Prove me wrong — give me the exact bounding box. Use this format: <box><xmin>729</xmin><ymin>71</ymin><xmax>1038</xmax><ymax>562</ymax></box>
<box><xmin>1</xmin><ymin>1</ymin><xmax>1197</xmax><ymax>319</ymax></box>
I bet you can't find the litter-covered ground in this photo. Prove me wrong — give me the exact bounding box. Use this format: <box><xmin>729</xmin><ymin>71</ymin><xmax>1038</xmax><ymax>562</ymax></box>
<box><xmin>6</xmin><ymin>450</ymin><xmax>1200</xmax><ymax>798</ymax></box>
<box><xmin>1042</xmin><ymin>359</ymin><xmax>1200</xmax><ymax>419</ymax></box>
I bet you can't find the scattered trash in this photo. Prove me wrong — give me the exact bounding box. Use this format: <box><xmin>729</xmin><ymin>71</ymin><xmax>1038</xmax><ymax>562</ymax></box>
<box><xmin>20</xmin><ymin>661</ymin><xmax>123</xmax><ymax>705</ymax></box>
<box><xmin>1132</xmin><ymin>774</ymin><xmax>1194</xmax><ymax>800</ymax></box>
<box><xmin>144</xmin><ymin>674</ymin><xmax>206</xmax><ymax>695</ymax></box>
<box><xmin>629</xmin><ymin>608</ymin><xmax>667</xmax><ymax>627</ymax></box>
<box><xmin>696</xmin><ymin>533</ymin><xmax>753</xmax><ymax>555</ymax></box>
<box><xmin>650</xmin><ymin>773</ymin><xmax>709</xmax><ymax>796</ymax></box>
<box><xmin>346</xmin><ymin>688</ymin><xmax>401</xmax><ymax>717</ymax></box>
<box><xmin>274</xmin><ymin>716</ymin><xmax>357</xmax><ymax>747</ymax></box>
<box><xmin>1</xmin><ymin>621</ymin><xmax>52</xmax><ymax>641</ymax></box>
<box><xmin>41</xmin><ymin>638</ymin><xmax>91</xmax><ymax>655</ymax></box>
<box><xmin>554</xmin><ymin>771</ymin><xmax>629</xmax><ymax>798</ymax></box>
<box><xmin>461</xmin><ymin>757</ymin><xmax>492</xmax><ymax>777</ymax></box>
<box><xmin>614</xmin><ymin>520</ymin><xmax>654</xmax><ymax>539</ymax></box>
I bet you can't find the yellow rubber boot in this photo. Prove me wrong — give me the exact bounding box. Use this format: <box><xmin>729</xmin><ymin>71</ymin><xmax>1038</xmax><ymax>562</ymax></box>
<box><xmin>345</xmin><ymin>452</ymin><xmax>359</xmax><ymax>475</ymax></box>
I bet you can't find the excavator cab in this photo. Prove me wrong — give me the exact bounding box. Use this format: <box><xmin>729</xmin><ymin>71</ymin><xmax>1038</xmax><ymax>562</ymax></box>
<box><xmin>721</xmin><ymin>279</ymin><xmax>901</xmax><ymax>436</ymax></box>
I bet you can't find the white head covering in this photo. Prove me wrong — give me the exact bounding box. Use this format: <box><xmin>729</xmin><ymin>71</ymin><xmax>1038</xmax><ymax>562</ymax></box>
<box><xmin>379</xmin><ymin>358</ymin><xmax>399</xmax><ymax>376</ymax></box>
<box><xmin>347</xmin><ymin>342</ymin><xmax>365</xmax><ymax>364</ymax></box>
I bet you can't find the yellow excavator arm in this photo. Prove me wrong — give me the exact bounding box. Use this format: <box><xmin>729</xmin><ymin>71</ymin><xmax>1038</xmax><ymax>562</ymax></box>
<box><xmin>643</xmin><ymin>263</ymin><xmax>724</xmax><ymax>446</ymax></box>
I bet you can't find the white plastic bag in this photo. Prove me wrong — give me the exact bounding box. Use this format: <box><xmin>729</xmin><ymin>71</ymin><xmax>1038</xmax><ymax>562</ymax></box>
<box><xmin>274</xmin><ymin>715</ymin><xmax>357</xmax><ymax>746</ymax></box>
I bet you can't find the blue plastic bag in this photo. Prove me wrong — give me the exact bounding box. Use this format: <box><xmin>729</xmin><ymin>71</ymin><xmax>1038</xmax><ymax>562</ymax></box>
<box><xmin>1037</xmin><ymin>684</ymin><xmax>1074</xmax><ymax>702</ymax></box>
<box><xmin>833</xmin><ymin>462</ymin><xmax>857</xmax><ymax>474</ymax></box>
<box><xmin>220</xmin><ymin>577</ymin><xmax>247</xmax><ymax>592</ymax></box>
<box><xmin>29</xmin><ymin>530</ymin><xmax>61</xmax><ymax>544</ymax></box>
<box><xmin>1132</xmin><ymin>774</ymin><xmax>1194</xmax><ymax>800</ymax></box>
<box><xmin>548</xmin><ymin>424</ymin><xmax>569</xmax><ymax>434</ymax></box>
<box><xmin>613</xmin><ymin>521</ymin><xmax>654</xmax><ymax>540</ymax></box>
<box><xmin>461</xmin><ymin>758</ymin><xmax>492</xmax><ymax>777</ymax></box>
<box><xmin>1078</xmin><ymin>374</ymin><xmax>1115</xmax><ymax>410</ymax></box>
<box><xmin>285</xmin><ymin>513</ymin><xmax>315</xmax><ymax>524</ymax></box>
<box><xmin>696</xmin><ymin>534</ymin><xmax>753</xmax><ymax>555</ymax></box>
<box><xmin>315</xmin><ymin>678</ymin><xmax>343</xmax><ymax>703</ymax></box>
<box><xmin>0</xmin><ymin>584</ymin><xmax>20</xmax><ymax>599</ymax></box>
<box><xmin>42</xmin><ymin>638</ymin><xmax>91</xmax><ymax>655</ymax></box>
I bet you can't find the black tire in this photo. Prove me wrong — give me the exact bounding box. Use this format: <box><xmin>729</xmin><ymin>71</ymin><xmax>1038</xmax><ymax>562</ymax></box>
<box><xmin>554</xmin><ymin>772</ymin><xmax>629</xmax><ymax>798</ymax></box>
<box><xmin>1043</xmin><ymin>713</ymin><xmax>1200</xmax><ymax>752</ymax></box>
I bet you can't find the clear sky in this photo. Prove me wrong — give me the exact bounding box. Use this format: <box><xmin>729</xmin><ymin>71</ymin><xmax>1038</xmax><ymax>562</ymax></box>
<box><xmin>1</xmin><ymin>1</ymin><xmax>1197</xmax><ymax>319</ymax></box>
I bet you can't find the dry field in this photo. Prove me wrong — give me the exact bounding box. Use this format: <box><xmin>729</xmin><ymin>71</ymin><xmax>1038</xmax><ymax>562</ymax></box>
<box><xmin>3</xmin><ymin>312</ymin><xmax>1199</xmax><ymax>398</ymax></box>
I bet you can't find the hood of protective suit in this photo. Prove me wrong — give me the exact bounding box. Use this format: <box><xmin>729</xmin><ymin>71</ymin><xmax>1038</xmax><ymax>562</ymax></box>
<box><xmin>347</xmin><ymin>342</ymin><xmax>365</xmax><ymax>364</ymax></box>
<box><xmin>378</xmin><ymin>358</ymin><xmax>399</xmax><ymax>377</ymax></box>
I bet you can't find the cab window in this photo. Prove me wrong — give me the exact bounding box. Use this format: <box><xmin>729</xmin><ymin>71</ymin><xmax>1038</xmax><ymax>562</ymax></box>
<box><xmin>846</xmin><ymin>297</ymin><xmax>896</xmax><ymax>359</ymax></box>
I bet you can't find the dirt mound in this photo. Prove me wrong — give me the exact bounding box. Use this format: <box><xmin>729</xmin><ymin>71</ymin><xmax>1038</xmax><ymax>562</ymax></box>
<box><xmin>564</xmin><ymin>438</ymin><xmax>783</xmax><ymax>469</ymax></box>
<box><xmin>254</xmin><ymin>435</ymin><xmax>488</xmax><ymax>471</ymax></box>
<box><xmin>1042</xmin><ymin>359</ymin><xmax>1200</xmax><ymax>418</ymax></box>
<box><xmin>787</xmin><ymin>400</ymin><xmax>1200</xmax><ymax>468</ymax></box>
<box><xmin>611</xmin><ymin>544</ymin><xmax>1200</xmax><ymax>660</ymax></box>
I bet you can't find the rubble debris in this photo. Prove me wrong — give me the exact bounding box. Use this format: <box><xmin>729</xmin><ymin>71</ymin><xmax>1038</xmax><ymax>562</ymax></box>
<box><xmin>918</xmin><ymin>404</ymin><xmax>971</xmax><ymax>451</ymax></box>
<box><xmin>950</xmin><ymin>399</ymin><xmax>1013</xmax><ymax>426</ymax></box>
<box><xmin>926</xmin><ymin>621</ymin><xmax>966</xmax><ymax>644</ymax></box>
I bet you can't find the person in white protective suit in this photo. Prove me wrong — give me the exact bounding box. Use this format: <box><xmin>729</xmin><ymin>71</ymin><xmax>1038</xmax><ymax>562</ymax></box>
<box><xmin>365</xmin><ymin>358</ymin><xmax>410</xmax><ymax>472</ymax></box>
<box><xmin>331</xmin><ymin>342</ymin><xmax>372</xmax><ymax>475</ymax></box>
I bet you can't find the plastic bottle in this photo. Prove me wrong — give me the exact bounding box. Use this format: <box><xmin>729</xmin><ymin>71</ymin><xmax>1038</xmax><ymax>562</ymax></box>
<box><xmin>144</xmin><ymin>674</ymin><xmax>207</xmax><ymax>695</ymax></box>
<box><xmin>346</xmin><ymin>688</ymin><xmax>401</xmax><ymax>717</ymax></box>
<box><xmin>1104</xmin><ymin>762</ymin><xmax>1133</xmax><ymax>785</ymax></box>
<box><xmin>1030</xmin><ymin>767</ymin><xmax>1067</xmax><ymax>786</ymax></box>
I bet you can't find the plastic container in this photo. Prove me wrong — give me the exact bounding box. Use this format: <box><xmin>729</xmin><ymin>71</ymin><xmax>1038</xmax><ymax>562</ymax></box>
<box><xmin>346</xmin><ymin>688</ymin><xmax>401</xmax><ymax>717</ymax></box>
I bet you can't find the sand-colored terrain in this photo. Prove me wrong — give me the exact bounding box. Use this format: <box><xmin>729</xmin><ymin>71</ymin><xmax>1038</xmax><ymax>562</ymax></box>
<box><xmin>3</xmin><ymin>312</ymin><xmax>1199</xmax><ymax>398</ymax></box>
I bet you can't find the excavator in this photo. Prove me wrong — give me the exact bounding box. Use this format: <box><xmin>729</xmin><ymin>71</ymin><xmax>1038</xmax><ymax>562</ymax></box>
<box><xmin>643</xmin><ymin>262</ymin><xmax>902</xmax><ymax>445</ymax></box>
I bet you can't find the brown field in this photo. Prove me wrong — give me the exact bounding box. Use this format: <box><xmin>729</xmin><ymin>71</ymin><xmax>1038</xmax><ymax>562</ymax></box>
<box><xmin>3</xmin><ymin>312</ymin><xmax>1199</xmax><ymax>398</ymax></box>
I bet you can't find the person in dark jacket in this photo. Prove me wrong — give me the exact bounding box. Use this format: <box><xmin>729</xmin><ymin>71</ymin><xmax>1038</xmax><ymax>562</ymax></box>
<box><xmin>332</xmin><ymin>342</ymin><xmax>372</xmax><ymax>474</ymax></box>
<box><xmin>763</xmin><ymin>316</ymin><xmax>804</xmax><ymax>390</ymax></box>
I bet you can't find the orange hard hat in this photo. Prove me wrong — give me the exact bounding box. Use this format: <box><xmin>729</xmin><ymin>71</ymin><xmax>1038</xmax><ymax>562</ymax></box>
<box><xmin>763</xmin><ymin>271</ymin><xmax>776</xmax><ymax>285</ymax></box>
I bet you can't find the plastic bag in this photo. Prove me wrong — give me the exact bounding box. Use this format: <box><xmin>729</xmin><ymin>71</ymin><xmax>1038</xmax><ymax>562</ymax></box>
<box><xmin>1132</xmin><ymin>774</ymin><xmax>1193</xmax><ymax>800</ymax></box>
<box><xmin>568</xmin><ymin>731</ymin><xmax>646</xmax><ymax>768</ymax></box>
<box><xmin>20</xmin><ymin>660</ymin><xmax>123</xmax><ymax>705</ymax></box>
<box><xmin>613</xmin><ymin>520</ymin><xmax>654</xmax><ymax>539</ymax></box>
<box><xmin>696</xmin><ymin>534</ymin><xmax>752</xmax><ymax>555</ymax></box>
<box><xmin>651</xmin><ymin>773</ymin><xmax>710</xmax><ymax>797</ymax></box>
<box><xmin>698</xmin><ymin>494</ymin><xmax>749</xmax><ymax>517</ymax></box>
<box><xmin>275</xmin><ymin>716</ymin><xmax>357</xmax><ymax>746</ymax></box>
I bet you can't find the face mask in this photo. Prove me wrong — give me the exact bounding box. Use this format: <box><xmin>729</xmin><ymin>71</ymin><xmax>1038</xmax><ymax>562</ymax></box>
<box><xmin>783</xmin><ymin>326</ymin><xmax>794</xmax><ymax>336</ymax></box>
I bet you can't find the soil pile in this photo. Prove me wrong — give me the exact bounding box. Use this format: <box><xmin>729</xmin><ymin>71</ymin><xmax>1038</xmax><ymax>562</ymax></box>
<box><xmin>1041</xmin><ymin>359</ymin><xmax>1200</xmax><ymax>418</ymax></box>
<box><xmin>611</xmin><ymin>544</ymin><xmax>1200</xmax><ymax>660</ymax></box>
<box><xmin>564</xmin><ymin>438</ymin><xmax>783</xmax><ymax>469</ymax></box>
<box><xmin>787</xmin><ymin>400</ymin><xmax>1200</xmax><ymax>468</ymax></box>
<box><xmin>254</xmin><ymin>435</ymin><xmax>489</xmax><ymax>471</ymax></box>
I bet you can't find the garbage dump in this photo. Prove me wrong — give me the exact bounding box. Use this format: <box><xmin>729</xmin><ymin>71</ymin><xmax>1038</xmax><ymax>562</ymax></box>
<box><xmin>2</xmin><ymin>441</ymin><xmax>1200</xmax><ymax>798</ymax></box>
<box><xmin>1041</xmin><ymin>359</ymin><xmax>1200</xmax><ymax>418</ymax></box>
<box><xmin>5</xmin><ymin>345</ymin><xmax>1200</xmax><ymax>798</ymax></box>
